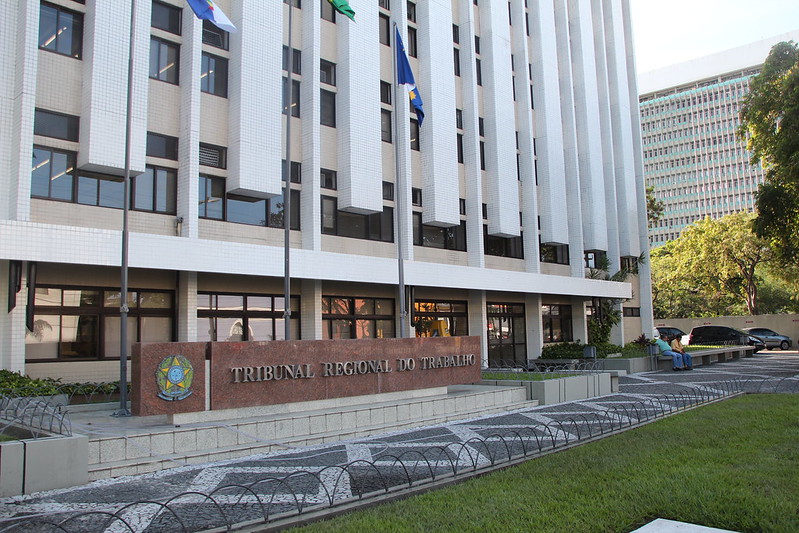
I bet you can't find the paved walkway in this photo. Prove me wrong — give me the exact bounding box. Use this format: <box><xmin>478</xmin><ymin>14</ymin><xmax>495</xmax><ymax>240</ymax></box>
<box><xmin>1</xmin><ymin>353</ymin><xmax>798</xmax><ymax>532</ymax></box>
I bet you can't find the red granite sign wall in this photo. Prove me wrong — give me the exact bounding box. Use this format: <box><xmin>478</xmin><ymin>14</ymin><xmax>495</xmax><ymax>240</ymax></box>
<box><xmin>132</xmin><ymin>337</ymin><xmax>481</xmax><ymax>416</ymax></box>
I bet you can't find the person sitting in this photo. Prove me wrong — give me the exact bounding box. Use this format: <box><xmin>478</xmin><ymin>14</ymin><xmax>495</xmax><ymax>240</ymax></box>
<box><xmin>654</xmin><ymin>336</ymin><xmax>686</xmax><ymax>370</ymax></box>
<box><xmin>670</xmin><ymin>334</ymin><xmax>693</xmax><ymax>370</ymax></box>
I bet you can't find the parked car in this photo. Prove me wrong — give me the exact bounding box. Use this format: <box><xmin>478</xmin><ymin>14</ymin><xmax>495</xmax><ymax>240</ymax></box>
<box><xmin>742</xmin><ymin>327</ymin><xmax>793</xmax><ymax>350</ymax></box>
<box><xmin>688</xmin><ymin>325</ymin><xmax>766</xmax><ymax>352</ymax></box>
<box><xmin>653</xmin><ymin>326</ymin><xmax>689</xmax><ymax>345</ymax></box>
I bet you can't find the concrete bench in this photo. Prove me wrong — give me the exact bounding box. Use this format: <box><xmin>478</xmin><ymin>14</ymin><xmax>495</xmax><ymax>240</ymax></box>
<box><xmin>654</xmin><ymin>345</ymin><xmax>756</xmax><ymax>371</ymax></box>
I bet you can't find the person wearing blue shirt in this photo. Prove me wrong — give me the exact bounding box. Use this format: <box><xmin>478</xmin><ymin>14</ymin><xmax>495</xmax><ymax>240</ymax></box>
<box><xmin>654</xmin><ymin>337</ymin><xmax>686</xmax><ymax>370</ymax></box>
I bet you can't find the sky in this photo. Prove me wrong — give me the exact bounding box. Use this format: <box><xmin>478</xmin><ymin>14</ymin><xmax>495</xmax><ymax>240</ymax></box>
<box><xmin>629</xmin><ymin>0</ymin><xmax>799</xmax><ymax>73</ymax></box>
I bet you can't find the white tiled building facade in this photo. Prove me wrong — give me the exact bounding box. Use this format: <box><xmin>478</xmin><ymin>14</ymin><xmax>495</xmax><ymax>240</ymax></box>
<box><xmin>0</xmin><ymin>0</ymin><xmax>651</xmax><ymax>381</ymax></box>
<box><xmin>639</xmin><ymin>31</ymin><xmax>799</xmax><ymax>247</ymax></box>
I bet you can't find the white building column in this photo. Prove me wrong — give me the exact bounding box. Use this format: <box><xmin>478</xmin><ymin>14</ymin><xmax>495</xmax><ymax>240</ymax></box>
<box><xmin>301</xmin><ymin>279</ymin><xmax>322</xmax><ymax>340</ymax></box>
<box><xmin>301</xmin><ymin>0</ymin><xmax>322</xmax><ymax>252</ymax></box>
<box><xmin>0</xmin><ymin>261</ymin><xmax>28</xmax><ymax>373</ymax></box>
<box><xmin>177</xmin><ymin>8</ymin><xmax>202</xmax><ymax>239</ymax></box>
<box><xmin>525</xmin><ymin>293</ymin><xmax>543</xmax><ymax>360</ymax></box>
<box><xmin>571</xmin><ymin>296</ymin><xmax>588</xmax><ymax>345</ymax></box>
<box><xmin>5</xmin><ymin>0</ymin><xmax>39</xmax><ymax>222</ymax></box>
<box><xmin>468</xmin><ymin>289</ymin><xmax>488</xmax><ymax>367</ymax></box>
<box><xmin>177</xmin><ymin>271</ymin><xmax>197</xmax><ymax>342</ymax></box>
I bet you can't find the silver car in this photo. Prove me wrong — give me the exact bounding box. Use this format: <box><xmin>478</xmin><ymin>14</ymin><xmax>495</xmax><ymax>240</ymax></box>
<box><xmin>742</xmin><ymin>328</ymin><xmax>793</xmax><ymax>350</ymax></box>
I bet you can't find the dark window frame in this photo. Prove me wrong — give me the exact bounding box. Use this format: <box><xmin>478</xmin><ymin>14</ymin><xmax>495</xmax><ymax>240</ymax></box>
<box><xmin>34</xmin><ymin>109</ymin><xmax>80</xmax><ymax>142</ymax></box>
<box><xmin>322</xmin><ymin>296</ymin><xmax>395</xmax><ymax>339</ymax></box>
<box><xmin>149</xmin><ymin>36</ymin><xmax>180</xmax><ymax>84</ymax></box>
<box><xmin>201</xmin><ymin>52</ymin><xmax>229</xmax><ymax>97</ymax></box>
<box><xmin>197</xmin><ymin>292</ymin><xmax>301</xmax><ymax>342</ymax></box>
<box><xmin>38</xmin><ymin>2</ymin><xmax>83</xmax><ymax>59</ymax></box>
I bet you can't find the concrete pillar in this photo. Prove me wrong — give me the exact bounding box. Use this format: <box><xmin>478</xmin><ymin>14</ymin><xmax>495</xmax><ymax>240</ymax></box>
<box><xmin>468</xmin><ymin>290</ymin><xmax>487</xmax><ymax>367</ymax></box>
<box><xmin>525</xmin><ymin>293</ymin><xmax>543</xmax><ymax>360</ymax></box>
<box><xmin>301</xmin><ymin>279</ymin><xmax>322</xmax><ymax>339</ymax></box>
<box><xmin>0</xmin><ymin>261</ymin><xmax>28</xmax><ymax>373</ymax></box>
<box><xmin>571</xmin><ymin>296</ymin><xmax>589</xmax><ymax>345</ymax></box>
<box><xmin>177</xmin><ymin>271</ymin><xmax>197</xmax><ymax>342</ymax></box>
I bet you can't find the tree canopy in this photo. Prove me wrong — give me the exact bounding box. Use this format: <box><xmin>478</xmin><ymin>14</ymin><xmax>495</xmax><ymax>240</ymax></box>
<box><xmin>738</xmin><ymin>40</ymin><xmax>799</xmax><ymax>263</ymax></box>
<box><xmin>646</xmin><ymin>185</ymin><xmax>665</xmax><ymax>228</ymax></box>
<box><xmin>650</xmin><ymin>213</ymin><xmax>785</xmax><ymax>318</ymax></box>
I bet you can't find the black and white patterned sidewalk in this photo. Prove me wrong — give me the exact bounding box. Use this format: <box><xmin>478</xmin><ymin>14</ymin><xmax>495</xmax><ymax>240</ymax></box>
<box><xmin>1</xmin><ymin>354</ymin><xmax>797</xmax><ymax>532</ymax></box>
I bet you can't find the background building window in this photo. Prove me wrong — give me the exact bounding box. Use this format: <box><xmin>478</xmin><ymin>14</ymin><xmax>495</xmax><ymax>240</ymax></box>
<box><xmin>408</xmin><ymin>27</ymin><xmax>418</xmax><ymax>57</ymax></box>
<box><xmin>623</xmin><ymin>307</ymin><xmax>641</xmax><ymax>317</ymax></box>
<box><xmin>38</xmin><ymin>2</ymin><xmax>83</xmax><ymax>58</ymax></box>
<box><xmin>201</xmin><ymin>53</ymin><xmax>228</xmax><ymax>97</ymax></box>
<box><xmin>380</xmin><ymin>81</ymin><xmax>392</xmax><ymax>104</ymax></box>
<box><xmin>149</xmin><ymin>37</ymin><xmax>179</xmax><ymax>84</ymax></box>
<box><xmin>321</xmin><ymin>168</ymin><xmax>337</xmax><ymax>190</ymax></box>
<box><xmin>379</xmin><ymin>14</ymin><xmax>391</xmax><ymax>45</ymax></box>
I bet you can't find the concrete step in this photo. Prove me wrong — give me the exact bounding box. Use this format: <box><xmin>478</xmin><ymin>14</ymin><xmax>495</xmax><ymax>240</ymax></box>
<box><xmin>84</xmin><ymin>385</ymin><xmax>535</xmax><ymax>480</ymax></box>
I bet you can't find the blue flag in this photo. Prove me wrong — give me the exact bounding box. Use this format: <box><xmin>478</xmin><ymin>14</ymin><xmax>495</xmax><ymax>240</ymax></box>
<box><xmin>186</xmin><ymin>0</ymin><xmax>237</xmax><ymax>33</ymax></box>
<box><xmin>395</xmin><ymin>28</ymin><xmax>424</xmax><ymax>128</ymax></box>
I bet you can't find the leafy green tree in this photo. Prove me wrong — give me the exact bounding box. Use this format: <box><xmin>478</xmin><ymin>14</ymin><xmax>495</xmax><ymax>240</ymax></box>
<box><xmin>650</xmin><ymin>213</ymin><xmax>775</xmax><ymax>317</ymax></box>
<box><xmin>738</xmin><ymin>41</ymin><xmax>799</xmax><ymax>263</ymax></box>
<box><xmin>646</xmin><ymin>186</ymin><xmax>665</xmax><ymax>228</ymax></box>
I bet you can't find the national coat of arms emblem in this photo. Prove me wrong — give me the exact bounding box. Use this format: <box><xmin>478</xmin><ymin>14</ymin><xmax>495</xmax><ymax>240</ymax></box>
<box><xmin>156</xmin><ymin>354</ymin><xmax>194</xmax><ymax>401</ymax></box>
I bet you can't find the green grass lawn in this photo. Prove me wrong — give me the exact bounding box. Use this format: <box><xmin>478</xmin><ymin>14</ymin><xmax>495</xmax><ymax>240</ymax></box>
<box><xmin>291</xmin><ymin>395</ymin><xmax>799</xmax><ymax>533</ymax></box>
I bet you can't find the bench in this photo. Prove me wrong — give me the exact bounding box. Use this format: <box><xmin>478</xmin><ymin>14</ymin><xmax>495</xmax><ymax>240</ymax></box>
<box><xmin>653</xmin><ymin>345</ymin><xmax>756</xmax><ymax>371</ymax></box>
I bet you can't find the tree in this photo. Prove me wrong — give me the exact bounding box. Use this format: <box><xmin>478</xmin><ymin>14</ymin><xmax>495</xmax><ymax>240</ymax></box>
<box><xmin>585</xmin><ymin>253</ymin><xmax>645</xmax><ymax>344</ymax></box>
<box><xmin>738</xmin><ymin>41</ymin><xmax>799</xmax><ymax>263</ymax></box>
<box><xmin>650</xmin><ymin>213</ymin><xmax>775</xmax><ymax>317</ymax></box>
<box><xmin>646</xmin><ymin>185</ymin><xmax>665</xmax><ymax>228</ymax></box>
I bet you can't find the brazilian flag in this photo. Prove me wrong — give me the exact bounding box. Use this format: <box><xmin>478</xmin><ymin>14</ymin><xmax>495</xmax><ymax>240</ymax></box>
<box><xmin>328</xmin><ymin>0</ymin><xmax>356</xmax><ymax>21</ymax></box>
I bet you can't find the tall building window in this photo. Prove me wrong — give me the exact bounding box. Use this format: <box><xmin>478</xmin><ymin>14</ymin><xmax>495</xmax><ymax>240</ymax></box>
<box><xmin>453</xmin><ymin>48</ymin><xmax>461</xmax><ymax>76</ymax></box>
<box><xmin>321</xmin><ymin>0</ymin><xmax>336</xmax><ymax>21</ymax></box>
<box><xmin>321</xmin><ymin>89</ymin><xmax>336</xmax><ymax>127</ymax></box>
<box><xmin>132</xmin><ymin>166</ymin><xmax>177</xmax><ymax>214</ymax></box>
<box><xmin>202</xmin><ymin>19</ymin><xmax>229</xmax><ymax>49</ymax></box>
<box><xmin>25</xmin><ymin>287</ymin><xmax>174</xmax><ymax>361</ymax></box>
<box><xmin>320</xmin><ymin>59</ymin><xmax>336</xmax><ymax>86</ymax></box>
<box><xmin>412</xmin><ymin>301</ymin><xmax>468</xmax><ymax>337</ymax></box>
<box><xmin>201</xmin><ymin>53</ymin><xmax>228</xmax><ymax>97</ymax></box>
<box><xmin>282</xmin><ymin>46</ymin><xmax>302</xmax><ymax>75</ymax></box>
<box><xmin>38</xmin><ymin>2</ymin><xmax>83</xmax><ymax>59</ymax></box>
<box><xmin>31</xmin><ymin>146</ymin><xmax>76</xmax><ymax>201</ymax></box>
<box><xmin>380</xmin><ymin>81</ymin><xmax>392</xmax><ymax>104</ymax></box>
<box><xmin>542</xmin><ymin>304</ymin><xmax>573</xmax><ymax>343</ymax></box>
<box><xmin>146</xmin><ymin>132</ymin><xmax>179</xmax><ymax>160</ymax></box>
<box><xmin>198</xmin><ymin>293</ymin><xmax>300</xmax><ymax>342</ymax></box>
<box><xmin>198</xmin><ymin>175</ymin><xmax>225</xmax><ymax>220</ymax></box>
<box><xmin>407</xmin><ymin>1</ymin><xmax>416</xmax><ymax>22</ymax></box>
<box><xmin>476</xmin><ymin>58</ymin><xmax>482</xmax><ymax>86</ymax></box>
<box><xmin>381</xmin><ymin>103</ymin><xmax>392</xmax><ymax>141</ymax></box>
<box><xmin>34</xmin><ymin>109</ymin><xmax>79</xmax><ymax>142</ymax></box>
<box><xmin>486</xmin><ymin>303</ymin><xmax>526</xmax><ymax>367</ymax></box>
<box><xmin>408</xmin><ymin>27</ymin><xmax>418</xmax><ymax>58</ymax></box>
<box><xmin>151</xmin><ymin>1</ymin><xmax>181</xmax><ymax>34</ymax></box>
<box><xmin>321</xmin><ymin>196</ymin><xmax>394</xmax><ymax>242</ymax></box>
<box><xmin>149</xmin><ymin>37</ymin><xmax>179</xmax><ymax>84</ymax></box>
<box><xmin>484</xmin><ymin>227</ymin><xmax>524</xmax><ymax>259</ymax></box>
<box><xmin>282</xmin><ymin>78</ymin><xmax>301</xmax><ymax>117</ymax></box>
<box><xmin>410</xmin><ymin>119</ymin><xmax>420</xmax><ymax>151</ymax></box>
<box><xmin>379</xmin><ymin>14</ymin><xmax>391</xmax><ymax>45</ymax></box>
<box><xmin>413</xmin><ymin>216</ymin><xmax>467</xmax><ymax>251</ymax></box>
<box><xmin>322</xmin><ymin>296</ymin><xmax>395</xmax><ymax>339</ymax></box>
<box><xmin>77</xmin><ymin>171</ymin><xmax>124</xmax><ymax>209</ymax></box>
<box><xmin>321</xmin><ymin>168</ymin><xmax>337</xmax><ymax>190</ymax></box>
<box><xmin>540</xmin><ymin>242</ymin><xmax>569</xmax><ymax>264</ymax></box>
<box><xmin>227</xmin><ymin>190</ymin><xmax>301</xmax><ymax>229</ymax></box>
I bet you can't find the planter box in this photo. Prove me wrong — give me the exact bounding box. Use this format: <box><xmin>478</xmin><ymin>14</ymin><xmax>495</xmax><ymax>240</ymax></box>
<box><xmin>480</xmin><ymin>373</ymin><xmax>612</xmax><ymax>405</ymax></box>
<box><xmin>0</xmin><ymin>434</ymin><xmax>88</xmax><ymax>496</ymax></box>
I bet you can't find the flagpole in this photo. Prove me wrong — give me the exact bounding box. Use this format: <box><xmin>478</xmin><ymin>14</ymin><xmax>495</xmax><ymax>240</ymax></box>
<box><xmin>392</xmin><ymin>23</ymin><xmax>408</xmax><ymax>339</ymax></box>
<box><xmin>114</xmin><ymin>0</ymin><xmax>136</xmax><ymax>417</ymax></box>
<box><xmin>283</xmin><ymin>0</ymin><xmax>294</xmax><ymax>340</ymax></box>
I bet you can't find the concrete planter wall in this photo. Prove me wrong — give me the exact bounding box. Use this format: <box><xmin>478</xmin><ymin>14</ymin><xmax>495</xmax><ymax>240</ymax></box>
<box><xmin>601</xmin><ymin>357</ymin><xmax>653</xmax><ymax>374</ymax></box>
<box><xmin>480</xmin><ymin>373</ymin><xmax>612</xmax><ymax>405</ymax></box>
<box><xmin>0</xmin><ymin>435</ymin><xmax>88</xmax><ymax>497</ymax></box>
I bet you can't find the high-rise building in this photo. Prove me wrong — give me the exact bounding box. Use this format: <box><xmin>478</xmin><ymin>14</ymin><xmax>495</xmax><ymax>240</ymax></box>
<box><xmin>0</xmin><ymin>0</ymin><xmax>650</xmax><ymax>381</ymax></box>
<box><xmin>639</xmin><ymin>31</ymin><xmax>799</xmax><ymax>247</ymax></box>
